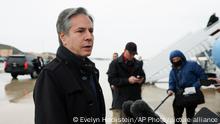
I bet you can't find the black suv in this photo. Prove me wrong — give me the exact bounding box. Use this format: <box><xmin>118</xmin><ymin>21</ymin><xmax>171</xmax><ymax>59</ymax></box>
<box><xmin>4</xmin><ymin>55</ymin><xmax>44</xmax><ymax>79</ymax></box>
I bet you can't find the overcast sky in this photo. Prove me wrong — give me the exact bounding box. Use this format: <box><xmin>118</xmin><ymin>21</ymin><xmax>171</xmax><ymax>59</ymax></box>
<box><xmin>0</xmin><ymin>0</ymin><xmax>219</xmax><ymax>59</ymax></box>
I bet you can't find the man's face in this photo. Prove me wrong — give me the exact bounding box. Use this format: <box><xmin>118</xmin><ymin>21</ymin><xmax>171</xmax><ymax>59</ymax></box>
<box><xmin>171</xmin><ymin>57</ymin><xmax>182</xmax><ymax>67</ymax></box>
<box><xmin>124</xmin><ymin>50</ymin><xmax>135</xmax><ymax>61</ymax></box>
<box><xmin>171</xmin><ymin>57</ymin><xmax>181</xmax><ymax>63</ymax></box>
<box><xmin>113</xmin><ymin>53</ymin><xmax>118</xmax><ymax>60</ymax></box>
<box><xmin>60</xmin><ymin>14</ymin><xmax>94</xmax><ymax>57</ymax></box>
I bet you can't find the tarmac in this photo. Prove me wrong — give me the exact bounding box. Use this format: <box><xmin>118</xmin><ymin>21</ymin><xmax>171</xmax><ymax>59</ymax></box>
<box><xmin>0</xmin><ymin>73</ymin><xmax>220</xmax><ymax>124</ymax></box>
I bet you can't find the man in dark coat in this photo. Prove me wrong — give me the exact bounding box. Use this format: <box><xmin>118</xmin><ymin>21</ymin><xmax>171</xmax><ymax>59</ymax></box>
<box><xmin>33</xmin><ymin>7</ymin><xmax>105</xmax><ymax>124</ymax></box>
<box><xmin>107</xmin><ymin>42</ymin><xmax>145</xmax><ymax>123</ymax></box>
<box><xmin>109</xmin><ymin>52</ymin><xmax>118</xmax><ymax>110</ymax></box>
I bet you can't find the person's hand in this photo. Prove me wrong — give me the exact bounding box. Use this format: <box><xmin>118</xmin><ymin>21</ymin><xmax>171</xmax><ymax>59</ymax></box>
<box><xmin>208</xmin><ymin>78</ymin><xmax>220</xmax><ymax>83</ymax></box>
<box><xmin>215</xmin><ymin>86</ymin><xmax>220</xmax><ymax>93</ymax></box>
<box><xmin>208</xmin><ymin>78</ymin><xmax>220</xmax><ymax>93</ymax></box>
<box><xmin>136</xmin><ymin>77</ymin><xmax>144</xmax><ymax>84</ymax></box>
<box><xmin>128</xmin><ymin>76</ymin><xmax>140</xmax><ymax>84</ymax></box>
<box><xmin>167</xmin><ymin>90</ymin><xmax>174</xmax><ymax>96</ymax></box>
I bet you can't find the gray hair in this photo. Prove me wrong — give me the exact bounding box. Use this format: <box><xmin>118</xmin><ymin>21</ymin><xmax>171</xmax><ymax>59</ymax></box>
<box><xmin>56</xmin><ymin>7</ymin><xmax>93</xmax><ymax>45</ymax></box>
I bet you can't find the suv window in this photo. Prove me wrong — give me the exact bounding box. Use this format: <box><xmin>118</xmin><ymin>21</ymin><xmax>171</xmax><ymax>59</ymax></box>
<box><xmin>26</xmin><ymin>55</ymin><xmax>35</xmax><ymax>62</ymax></box>
<box><xmin>7</xmin><ymin>56</ymin><xmax>26</xmax><ymax>64</ymax></box>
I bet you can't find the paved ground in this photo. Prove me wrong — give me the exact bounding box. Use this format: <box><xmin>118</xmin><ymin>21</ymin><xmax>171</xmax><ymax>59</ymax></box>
<box><xmin>0</xmin><ymin>72</ymin><xmax>219</xmax><ymax>124</ymax></box>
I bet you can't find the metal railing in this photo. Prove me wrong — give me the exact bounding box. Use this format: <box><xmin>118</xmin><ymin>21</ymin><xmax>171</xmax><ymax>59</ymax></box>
<box><xmin>144</xmin><ymin>21</ymin><xmax>220</xmax><ymax>83</ymax></box>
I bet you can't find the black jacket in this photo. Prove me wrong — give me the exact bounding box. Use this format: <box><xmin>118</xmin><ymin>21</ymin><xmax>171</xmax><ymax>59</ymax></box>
<box><xmin>107</xmin><ymin>54</ymin><xmax>145</xmax><ymax>109</ymax></box>
<box><xmin>33</xmin><ymin>46</ymin><xmax>105</xmax><ymax>124</ymax></box>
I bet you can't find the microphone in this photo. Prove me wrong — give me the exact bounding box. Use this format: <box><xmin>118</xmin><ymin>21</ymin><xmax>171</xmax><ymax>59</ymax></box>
<box><xmin>130</xmin><ymin>100</ymin><xmax>165</xmax><ymax>124</ymax></box>
<box><xmin>122</xmin><ymin>100</ymin><xmax>134</xmax><ymax>118</ymax></box>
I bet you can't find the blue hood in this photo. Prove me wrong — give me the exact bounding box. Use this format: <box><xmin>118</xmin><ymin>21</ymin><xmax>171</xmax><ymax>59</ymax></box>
<box><xmin>169</xmin><ymin>50</ymin><xmax>186</xmax><ymax>63</ymax></box>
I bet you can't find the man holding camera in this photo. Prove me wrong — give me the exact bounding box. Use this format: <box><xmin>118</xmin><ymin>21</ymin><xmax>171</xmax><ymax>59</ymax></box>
<box><xmin>107</xmin><ymin>42</ymin><xmax>145</xmax><ymax>123</ymax></box>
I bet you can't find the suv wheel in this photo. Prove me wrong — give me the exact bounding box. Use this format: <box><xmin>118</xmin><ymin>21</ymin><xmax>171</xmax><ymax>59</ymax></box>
<box><xmin>11</xmin><ymin>73</ymin><xmax>18</xmax><ymax>79</ymax></box>
<box><xmin>30</xmin><ymin>71</ymin><xmax>38</xmax><ymax>79</ymax></box>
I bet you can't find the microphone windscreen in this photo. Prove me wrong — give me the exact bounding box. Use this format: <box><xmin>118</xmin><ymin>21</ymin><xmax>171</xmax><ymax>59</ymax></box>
<box><xmin>130</xmin><ymin>100</ymin><xmax>165</xmax><ymax>124</ymax></box>
<box><xmin>122</xmin><ymin>100</ymin><xmax>134</xmax><ymax>118</ymax></box>
<box><xmin>130</xmin><ymin>100</ymin><xmax>155</xmax><ymax>117</ymax></box>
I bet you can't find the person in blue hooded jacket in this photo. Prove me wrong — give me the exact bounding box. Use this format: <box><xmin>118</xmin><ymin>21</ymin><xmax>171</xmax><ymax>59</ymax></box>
<box><xmin>167</xmin><ymin>50</ymin><xmax>207</xmax><ymax>124</ymax></box>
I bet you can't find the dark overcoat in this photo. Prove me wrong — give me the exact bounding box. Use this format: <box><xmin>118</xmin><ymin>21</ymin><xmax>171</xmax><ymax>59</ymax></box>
<box><xmin>107</xmin><ymin>54</ymin><xmax>145</xmax><ymax>109</ymax></box>
<box><xmin>34</xmin><ymin>46</ymin><xmax>106</xmax><ymax>124</ymax></box>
